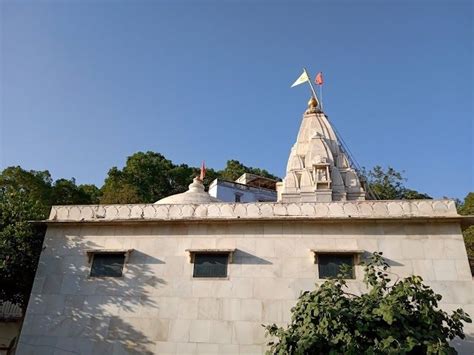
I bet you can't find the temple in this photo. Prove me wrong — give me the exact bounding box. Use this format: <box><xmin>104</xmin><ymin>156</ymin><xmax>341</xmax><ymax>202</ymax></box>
<box><xmin>15</xmin><ymin>97</ymin><xmax>474</xmax><ymax>355</ymax></box>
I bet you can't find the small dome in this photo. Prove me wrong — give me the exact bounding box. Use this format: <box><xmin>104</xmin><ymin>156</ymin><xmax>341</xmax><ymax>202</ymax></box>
<box><xmin>154</xmin><ymin>177</ymin><xmax>221</xmax><ymax>204</ymax></box>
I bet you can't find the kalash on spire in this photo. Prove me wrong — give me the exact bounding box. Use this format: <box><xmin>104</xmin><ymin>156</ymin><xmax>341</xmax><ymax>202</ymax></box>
<box><xmin>276</xmin><ymin>69</ymin><xmax>366</xmax><ymax>202</ymax></box>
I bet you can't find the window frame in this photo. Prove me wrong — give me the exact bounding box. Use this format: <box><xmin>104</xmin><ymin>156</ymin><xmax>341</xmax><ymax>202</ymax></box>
<box><xmin>86</xmin><ymin>249</ymin><xmax>134</xmax><ymax>278</ymax></box>
<box><xmin>311</xmin><ymin>249</ymin><xmax>363</xmax><ymax>280</ymax></box>
<box><xmin>186</xmin><ymin>249</ymin><xmax>235</xmax><ymax>279</ymax></box>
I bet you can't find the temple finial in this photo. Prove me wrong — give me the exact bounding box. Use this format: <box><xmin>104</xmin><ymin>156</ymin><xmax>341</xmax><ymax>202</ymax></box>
<box><xmin>306</xmin><ymin>96</ymin><xmax>319</xmax><ymax>114</ymax></box>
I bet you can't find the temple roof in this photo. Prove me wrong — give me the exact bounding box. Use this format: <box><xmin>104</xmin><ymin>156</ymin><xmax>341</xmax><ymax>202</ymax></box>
<box><xmin>155</xmin><ymin>177</ymin><xmax>221</xmax><ymax>204</ymax></box>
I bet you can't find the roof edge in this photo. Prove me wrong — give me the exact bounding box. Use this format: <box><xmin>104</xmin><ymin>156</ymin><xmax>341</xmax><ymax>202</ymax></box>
<box><xmin>32</xmin><ymin>215</ymin><xmax>473</xmax><ymax>227</ymax></box>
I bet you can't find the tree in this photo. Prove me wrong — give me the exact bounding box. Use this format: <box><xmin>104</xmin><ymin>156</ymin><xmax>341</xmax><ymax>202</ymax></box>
<box><xmin>0</xmin><ymin>188</ymin><xmax>46</xmax><ymax>308</ymax></box>
<box><xmin>265</xmin><ymin>252</ymin><xmax>471</xmax><ymax>354</ymax></box>
<box><xmin>100</xmin><ymin>152</ymin><xmax>193</xmax><ymax>204</ymax></box>
<box><xmin>457</xmin><ymin>193</ymin><xmax>474</xmax><ymax>275</ymax></box>
<box><xmin>218</xmin><ymin>159</ymin><xmax>279</xmax><ymax>182</ymax></box>
<box><xmin>78</xmin><ymin>184</ymin><xmax>102</xmax><ymax>204</ymax></box>
<box><xmin>458</xmin><ymin>193</ymin><xmax>474</xmax><ymax>215</ymax></box>
<box><xmin>0</xmin><ymin>167</ymin><xmax>101</xmax><ymax>207</ymax></box>
<box><xmin>51</xmin><ymin>178</ymin><xmax>100</xmax><ymax>205</ymax></box>
<box><xmin>0</xmin><ymin>167</ymin><xmax>101</xmax><ymax>309</ymax></box>
<box><xmin>100</xmin><ymin>167</ymin><xmax>141</xmax><ymax>204</ymax></box>
<box><xmin>364</xmin><ymin>166</ymin><xmax>431</xmax><ymax>200</ymax></box>
<box><xmin>100</xmin><ymin>152</ymin><xmax>281</xmax><ymax>204</ymax></box>
<box><xmin>0</xmin><ymin>166</ymin><xmax>53</xmax><ymax>214</ymax></box>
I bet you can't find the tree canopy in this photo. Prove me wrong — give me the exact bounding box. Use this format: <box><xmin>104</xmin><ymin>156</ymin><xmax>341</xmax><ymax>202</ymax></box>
<box><xmin>99</xmin><ymin>152</ymin><xmax>279</xmax><ymax>204</ymax></box>
<box><xmin>457</xmin><ymin>193</ymin><xmax>474</xmax><ymax>274</ymax></box>
<box><xmin>0</xmin><ymin>182</ymin><xmax>46</xmax><ymax>307</ymax></box>
<box><xmin>265</xmin><ymin>252</ymin><xmax>471</xmax><ymax>354</ymax></box>
<box><xmin>0</xmin><ymin>167</ymin><xmax>100</xmax><ymax>307</ymax></box>
<box><xmin>364</xmin><ymin>166</ymin><xmax>432</xmax><ymax>200</ymax></box>
<box><xmin>100</xmin><ymin>152</ymin><xmax>205</xmax><ymax>204</ymax></box>
<box><xmin>218</xmin><ymin>159</ymin><xmax>279</xmax><ymax>182</ymax></box>
<box><xmin>0</xmin><ymin>166</ymin><xmax>53</xmax><ymax>214</ymax></box>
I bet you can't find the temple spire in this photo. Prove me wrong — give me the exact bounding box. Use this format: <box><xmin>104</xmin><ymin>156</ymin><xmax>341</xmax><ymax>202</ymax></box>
<box><xmin>276</xmin><ymin>98</ymin><xmax>365</xmax><ymax>203</ymax></box>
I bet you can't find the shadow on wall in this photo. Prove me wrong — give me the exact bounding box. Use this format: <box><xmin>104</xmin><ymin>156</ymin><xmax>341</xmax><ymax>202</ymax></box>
<box><xmin>183</xmin><ymin>221</ymin><xmax>462</xmax><ymax>237</ymax></box>
<box><xmin>18</xmin><ymin>234</ymin><xmax>167</xmax><ymax>355</ymax></box>
<box><xmin>233</xmin><ymin>250</ymin><xmax>272</xmax><ymax>265</ymax></box>
<box><xmin>362</xmin><ymin>253</ymin><xmax>404</xmax><ymax>267</ymax></box>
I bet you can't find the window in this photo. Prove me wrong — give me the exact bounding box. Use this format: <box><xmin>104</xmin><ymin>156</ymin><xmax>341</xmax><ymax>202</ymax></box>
<box><xmin>234</xmin><ymin>193</ymin><xmax>242</xmax><ymax>202</ymax></box>
<box><xmin>86</xmin><ymin>249</ymin><xmax>133</xmax><ymax>278</ymax></box>
<box><xmin>311</xmin><ymin>250</ymin><xmax>363</xmax><ymax>279</ymax></box>
<box><xmin>193</xmin><ymin>253</ymin><xmax>228</xmax><ymax>278</ymax></box>
<box><xmin>318</xmin><ymin>254</ymin><xmax>354</xmax><ymax>279</ymax></box>
<box><xmin>186</xmin><ymin>249</ymin><xmax>234</xmax><ymax>278</ymax></box>
<box><xmin>90</xmin><ymin>253</ymin><xmax>125</xmax><ymax>277</ymax></box>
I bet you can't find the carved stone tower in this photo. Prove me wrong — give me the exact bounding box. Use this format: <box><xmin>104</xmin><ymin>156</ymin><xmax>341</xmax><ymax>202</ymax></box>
<box><xmin>277</xmin><ymin>97</ymin><xmax>366</xmax><ymax>202</ymax></box>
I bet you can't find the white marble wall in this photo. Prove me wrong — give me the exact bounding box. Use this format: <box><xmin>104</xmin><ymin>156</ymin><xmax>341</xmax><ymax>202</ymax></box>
<box><xmin>17</xmin><ymin>220</ymin><xmax>473</xmax><ymax>354</ymax></box>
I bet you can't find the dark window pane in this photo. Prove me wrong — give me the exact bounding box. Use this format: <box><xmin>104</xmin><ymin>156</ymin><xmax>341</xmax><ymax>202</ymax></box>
<box><xmin>90</xmin><ymin>253</ymin><xmax>125</xmax><ymax>277</ymax></box>
<box><xmin>318</xmin><ymin>254</ymin><xmax>354</xmax><ymax>279</ymax></box>
<box><xmin>193</xmin><ymin>253</ymin><xmax>228</xmax><ymax>278</ymax></box>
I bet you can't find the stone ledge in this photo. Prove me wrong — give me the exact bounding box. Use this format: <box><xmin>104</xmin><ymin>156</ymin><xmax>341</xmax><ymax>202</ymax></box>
<box><xmin>46</xmin><ymin>200</ymin><xmax>460</xmax><ymax>223</ymax></box>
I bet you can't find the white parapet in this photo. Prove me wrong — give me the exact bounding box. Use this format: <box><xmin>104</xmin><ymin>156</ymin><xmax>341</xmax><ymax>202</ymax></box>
<box><xmin>47</xmin><ymin>199</ymin><xmax>460</xmax><ymax>223</ymax></box>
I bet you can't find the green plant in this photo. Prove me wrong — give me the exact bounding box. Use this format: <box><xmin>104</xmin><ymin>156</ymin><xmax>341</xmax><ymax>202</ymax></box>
<box><xmin>265</xmin><ymin>252</ymin><xmax>471</xmax><ymax>354</ymax></box>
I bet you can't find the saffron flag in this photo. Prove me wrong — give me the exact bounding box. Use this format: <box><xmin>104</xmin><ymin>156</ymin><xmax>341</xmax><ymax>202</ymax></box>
<box><xmin>315</xmin><ymin>72</ymin><xmax>323</xmax><ymax>85</ymax></box>
<box><xmin>200</xmin><ymin>161</ymin><xmax>206</xmax><ymax>181</ymax></box>
<box><xmin>291</xmin><ymin>71</ymin><xmax>309</xmax><ymax>88</ymax></box>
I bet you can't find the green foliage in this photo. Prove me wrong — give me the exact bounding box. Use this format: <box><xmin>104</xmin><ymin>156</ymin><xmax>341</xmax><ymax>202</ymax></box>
<box><xmin>218</xmin><ymin>159</ymin><xmax>279</xmax><ymax>182</ymax></box>
<box><xmin>51</xmin><ymin>178</ymin><xmax>101</xmax><ymax>205</ymax></box>
<box><xmin>0</xmin><ymin>167</ymin><xmax>100</xmax><ymax>308</ymax></box>
<box><xmin>265</xmin><ymin>252</ymin><xmax>471</xmax><ymax>354</ymax></box>
<box><xmin>100</xmin><ymin>167</ymin><xmax>142</xmax><ymax>204</ymax></box>
<box><xmin>77</xmin><ymin>184</ymin><xmax>101</xmax><ymax>204</ymax></box>
<box><xmin>458</xmin><ymin>193</ymin><xmax>474</xmax><ymax>215</ymax></box>
<box><xmin>364</xmin><ymin>166</ymin><xmax>431</xmax><ymax>200</ymax></box>
<box><xmin>0</xmin><ymin>188</ymin><xmax>46</xmax><ymax>308</ymax></box>
<box><xmin>0</xmin><ymin>166</ymin><xmax>53</xmax><ymax>214</ymax></box>
<box><xmin>100</xmin><ymin>153</ymin><xmax>280</xmax><ymax>204</ymax></box>
<box><xmin>100</xmin><ymin>152</ymin><xmax>195</xmax><ymax>204</ymax></box>
<box><xmin>457</xmin><ymin>193</ymin><xmax>474</xmax><ymax>275</ymax></box>
<box><xmin>0</xmin><ymin>166</ymin><xmax>102</xmax><ymax>207</ymax></box>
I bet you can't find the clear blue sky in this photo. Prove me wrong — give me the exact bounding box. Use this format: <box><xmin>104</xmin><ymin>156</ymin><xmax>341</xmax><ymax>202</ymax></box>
<box><xmin>1</xmin><ymin>1</ymin><xmax>472</xmax><ymax>199</ymax></box>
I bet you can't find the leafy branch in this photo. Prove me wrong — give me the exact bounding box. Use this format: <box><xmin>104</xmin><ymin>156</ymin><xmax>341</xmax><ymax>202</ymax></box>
<box><xmin>265</xmin><ymin>252</ymin><xmax>471</xmax><ymax>354</ymax></box>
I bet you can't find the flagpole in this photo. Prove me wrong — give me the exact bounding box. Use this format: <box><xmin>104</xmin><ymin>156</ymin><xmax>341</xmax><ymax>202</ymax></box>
<box><xmin>303</xmin><ymin>67</ymin><xmax>318</xmax><ymax>99</ymax></box>
<box><xmin>319</xmin><ymin>82</ymin><xmax>324</xmax><ymax>110</ymax></box>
